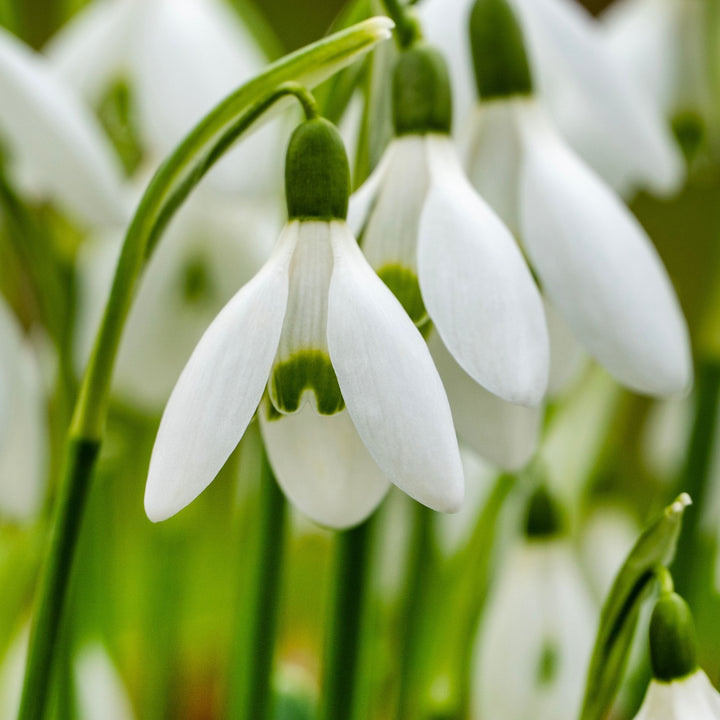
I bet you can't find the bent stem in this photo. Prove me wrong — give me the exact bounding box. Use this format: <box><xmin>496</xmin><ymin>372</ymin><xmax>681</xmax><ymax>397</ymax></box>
<box><xmin>319</xmin><ymin>518</ymin><xmax>375</xmax><ymax>720</ymax></box>
<box><xmin>18</xmin><ymin>20</ymin><xmax>392</xmax><ymax>719</ymax></box>
<box><xmin>229</xmin><ymin>442</ymin><xmax>287</xmax><ymax>720</ymax></box>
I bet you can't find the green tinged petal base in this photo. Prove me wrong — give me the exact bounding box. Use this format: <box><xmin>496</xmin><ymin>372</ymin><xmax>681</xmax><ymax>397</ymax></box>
<box><xmin>377</xmin><ymin>264</ymin><xmax>429</xmax><ymax>330</ymax></box>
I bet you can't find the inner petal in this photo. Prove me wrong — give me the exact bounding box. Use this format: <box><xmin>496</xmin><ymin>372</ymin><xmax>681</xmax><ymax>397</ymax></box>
<box><xmin>269</xmin><ymin>221</ymin><xmax>343</xmax><ymax>416</ymax></box>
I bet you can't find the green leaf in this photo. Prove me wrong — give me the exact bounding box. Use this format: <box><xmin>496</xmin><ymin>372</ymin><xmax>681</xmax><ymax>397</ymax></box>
<box><xmin>579</xmin><ymin>493</ymin><xmax>693</xmax><ymax>720</ymax></box>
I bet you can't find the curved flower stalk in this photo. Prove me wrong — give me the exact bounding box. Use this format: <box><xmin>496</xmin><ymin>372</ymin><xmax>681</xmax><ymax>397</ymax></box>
<box><xmin>602</xmin><ymin>0</ymin><xmax>709</xmax><ymax>125</ymax></box>
<box><xmin>632</xmin><ymin>591</ymin><xmax>720</xmax><ymax>720</ymax></box>
<box><xmin>46</xmin><ymin>0</ymin><xmax>284</xmax><ymax>194</ymax></box>
<box><xmin>75</xmin><ymin>185</ymin><xmax>280</xmax><ymax>411</ymax></box>
<box><xmin>419</xmin><ymin>0</ymin><xmax>684</xmax><ymax>196</ymax></box>
<box><xmin>348</xmin><ymin>30</ymin><xmax>549</xmax><ymax>468</ymax></box>
<box><xmin>0</xmin><ymin>26</ymin><xmax>127</xmax><ymax>225</ymax></box>
<box><xmin>145</xmin><ymin>116</ymin><xmax>464</xmax><ymax>529</ymax></box>
<box><xmin>472</xmin><ymin>489</ymin><xmax>596</xmax><ymax>720</ymax></box>
<box><xmin>463</xmin><ymin>0</ymin><xmax>692</xmax><ymax>399</ymax></box>
<box><xmin>0</xmin><ymin>296</ymin><xmax>48</xmax><ymax>522</ymax></box>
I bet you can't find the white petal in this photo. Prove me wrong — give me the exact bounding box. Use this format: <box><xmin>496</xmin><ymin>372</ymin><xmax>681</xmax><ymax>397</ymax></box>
<box><xmin>346</xmin><ymin>143</ymin><xmax>394</xmax><ymax>236</ymax></box>
<box><xmin>0</xmin><ymin>27</ymin><xmax>128</xmax><ymax>225</ymax></box>
<box><xmin>0</xmin><ymin>301</ymin><xmax>47</xmax><ymax>521</ymax></box>
<box><xmin>544</xmin><ymin>296</ymin><xmax>586</xmax><ymax>398</ymax></box>
<box><xmin>461</xmin><ymin>100</ymin><xmax>525</xmax><ymax>236</ymax></box>
<box><xmin>518</xmin><ymin>104</ymin><xmax>692</xmax><ymax>397</ymax></box>
<box><xmin>429</xmin><ymin>332</ymin><xmax>541</xmax><ymax>471</ymax></box>
<box><xmin>44</xmin><ymin>0</ymin><xmax>141</xmax><ymax>103</ymax></box>
<box><xmin>419</xmin><ymin>136</ymin><xmax>548</xmax><ymax>406</ymax></box>
<box><xmin>75</xmin><ymin>645</ymin><xmax>136</xmax><ymax>720</ymax></box>
<box><xmin>259</xmin><ymin>401</ymin><xmax>390</xmax><ymax>529</ymax></box>
<box><xmin>326</xmin><ymin>222</ymin><xmax>464</xmax><ymax>513</ymax></box>
<box><xmin>509</xmin><ymin>0</ymin><xmax>684</xmax><ymax>195</ymax></box>
<box><xmin>144</xmin><ymin>225</ymin><xmax>295</xmax><ymax>521</ymax></box>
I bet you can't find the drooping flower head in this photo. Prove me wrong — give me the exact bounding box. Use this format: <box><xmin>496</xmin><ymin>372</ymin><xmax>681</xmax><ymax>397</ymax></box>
<box><xmin>145</xmin><ymin>112</ymin><xmax>464</xmax><ymax>529</ymax></box>
<box><xmin>350</xmin><ymin>23</ymin><xmax>549</xmax><ymax>468</ymax></box>
<box><xmin>464</xmin><ymin>0</ymin><xmax>692</xmax><ymax>399</ymax></box>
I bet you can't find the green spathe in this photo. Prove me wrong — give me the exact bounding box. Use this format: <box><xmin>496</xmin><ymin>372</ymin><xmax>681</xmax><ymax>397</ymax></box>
<box><xmin>393</xmin><ymin>44</ymin><xmax>452</xmax><ymax>136</ymax></box>
<box><xmin>377</xmin><ymin>264</ymin><xmax>428</xmax><ymax>327</ymax></box>
<box><xmin>270</xmin><ymin>350</ymin><xmax>345</xmax><ymax>416</ymax></box>
<box><xmin>285</xmin><ymin>118</ymin><xmax>350</xmax><ymax>221</ymax></box>
<box><xmin>649</xmin><ymin>593</ymin><xmax>699</xmax><ymax>682</ymax></box>
<box><xmin>470</xmin><ymin>0</ymin><xmax>533</xmax><ymax>100</ymax></box>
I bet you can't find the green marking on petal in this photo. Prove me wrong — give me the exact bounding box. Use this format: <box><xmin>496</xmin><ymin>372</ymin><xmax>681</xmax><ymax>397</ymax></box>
<box><xmin>537</xmin><ymin>640</ymin><xmax>559</xmax><ymax>686</ymax></box>
<box><xmin>180</xmin><ymin>255</ymin><xmax>214</xmax><ymax>304</ymax></box>
<box><xmin>270</xmin><ymin>350</ymin><xmax>344</xmax><ymax>416</ymax></box>
<box><xmin>377</xmin><ymin>264</ymin><xmax>429</xmax><ymax>328</ymax></box>
<box><xmin>96</xmin><ymin>77</ymin><xmax>144</xmax><ymax>176</ymax></box>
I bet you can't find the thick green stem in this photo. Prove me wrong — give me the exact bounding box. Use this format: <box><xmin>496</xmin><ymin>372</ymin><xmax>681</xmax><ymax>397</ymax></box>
<box><xmin>229</xmin><ymin>446</ymin><xmax>287</xmax><ymax>720</ymax></box>
<box><xmin>319</xmin><ymin>519</ymin><xmax>374</xmax><ymax>720</ymax></box>
<box><xmin>395</xmin><ymin>504</ymin><xmax>434</xmax><ymax>720</ymax></box>
<box><xmin>672</xmin><ymin>361</ymin><xmax>720</xmax><ymax>597</ymax></box>
<box><xmin>17</xmin><ymin>439</ymin><xmax>99</xmax><ymax>720</ymax></box>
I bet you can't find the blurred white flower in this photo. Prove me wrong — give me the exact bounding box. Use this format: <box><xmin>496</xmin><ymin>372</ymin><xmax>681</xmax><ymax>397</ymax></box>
<box><xmin>420</xmin><ymin>0</ymin><xmax>684</xmax><ymax>196</ymax></box>
<box><xmin>74</xmin><ymin>185</ymin><xmax>279</xmax><ymax>411</ymax></box>
<box><xmin>602</xmin><ymin>0</ymin><xmax>709</xmax><ymax>122</ymax></box>
<box><xmin>0</xmin><ymin>296</ymin><xmax>47</xmax><ymax>522</ymax></box>
<box><xmin>465</xmin><ymin>97</ymin><xmax>692</xmax><ymax>397</ymax></box>
<box><xmin>633</xmin><ymin>672</ymin><xmax>720</xmax><ymax>720</ymax></box>
<box><xmin>0</xmin><ymin>26</ymin><xmax>127</xmax><ymax>225</ymax></box>
<box><xmin>472</xmin><ymin>535</ymin><xmax>596</xmax><ymax>720</ymax></box>
<box><xmin>46</xmin><ymin>0</ymin><xmax>283</xmax><ymax>193</ymax></box>
<box><xmin>145</xmin><ymin>216</ymin><xmax>464</xmax><ymax>528</ymax></box>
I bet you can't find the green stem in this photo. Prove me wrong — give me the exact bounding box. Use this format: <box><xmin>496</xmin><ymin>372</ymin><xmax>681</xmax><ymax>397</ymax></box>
<box><xmin>395</xmin><ymin>504</ymin><xmax>434</xmax><ymax>720</ymax></box>
<box><xmin>17</xmin><ymin>439</ymin><xmax>99</xmax><ymax>720</ymax></box>
<box><xmin>672</xmin><ymin>361</ymin><xmax>720</xmax><ymax>598</ymax></box>
<box><xmin>229</xmin><ymin>444</ymin><xmax>288</xmax><ymax>720</ymax></box>
<box><xmin>381</xmin><ymin>0</ymin><xmax>422</xmax><ymax>47</ymax></box>
<box><xmin>319</xmin><ymin>519</ymin><xmax>374</xmax><ymax>720</ymax></box>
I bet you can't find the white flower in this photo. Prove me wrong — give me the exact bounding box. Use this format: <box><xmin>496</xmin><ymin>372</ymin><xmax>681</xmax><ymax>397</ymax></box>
<box><xmin>350</xmin><ymin>132</ymin><xmax>549</xmax><ymax>407</ymax></box>
<box><xmin>472</xmin><ymin>537</ymin><xmax>597</xmax><ymax>720</ymax></box>
<box><xmin>45</xmin><ymin>0</ymin><xmax>283</xmax><ymax>193</ymax></box>
<box><xmin>602</xmin><ymin>0</ymin><xmax>709</xmax><ymax>122</ymax></box>
<box><xmin>145</xmin><ymin>217</ymin><xmax>464</xmax><ymax>528</ymax></box>
<box><xmin>74</xmin><ymin>186</ymin><xmax>280</xmax><ymax>411</ymax></box>
<box><xmin>465</xmin><ymin>96</ymin><xmax>692</xmax><ymax>397</ymax></box>
<box><xmin>633</xmin><ymin>672</ymin><xmax>720</xmax><ymax>720</ymax></box>
<box><xmin>0</xmin><ymin>26</ymin><xmax>127</xmax><ymax>225</ymax></box>
<box><xmin>420</xmin><ymin>0</ymin><xmax>684</xmax><ymax>196</ymax></box>
<box><xmin>0</xmin><ymin>296</ymin><xmax>47</xmax><ymax>522</ymax></box>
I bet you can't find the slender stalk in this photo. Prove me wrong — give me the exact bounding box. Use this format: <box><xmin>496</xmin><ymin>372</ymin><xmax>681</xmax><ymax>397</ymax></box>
<box><xmin>672</xmin><ymin>360</ymin><xmax>720</xmax><ymax>598</ymax></box>
<box><xmin>17</xmin><ymin>439</ymin><xmax>99</xmax><ymax>720</ymax></box>
<box><xmin>395</xmin><ymin>503</ymin><xmax>434</xmax><ymax>720</ymax></box>
<box><xmin>229</xmin><ymin>445</ymin><xmax>288</xmax><ymax>720</ymax></box>
<box><xmin>381</xmin><ymin>0</ymin><xmax>421</xmax><ymax>48</ymax></box>
<box><xmin>319</xmin><ymin>518</ymin><xmax>374</xmax><ymax>720</ymax></box>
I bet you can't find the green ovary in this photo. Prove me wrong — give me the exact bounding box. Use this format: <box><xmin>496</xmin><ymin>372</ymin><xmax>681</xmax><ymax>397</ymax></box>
<box><xmin>270</xmin><ymin>350</ymin><xmax>344</xmax><ymax>416</ymax></box>
<box><xmin>377</xmin><ymin>264</ymin><xmax>430</xmax><ymax>332</ymax></box>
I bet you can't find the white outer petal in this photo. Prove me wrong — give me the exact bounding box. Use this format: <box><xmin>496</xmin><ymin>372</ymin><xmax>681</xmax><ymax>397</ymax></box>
<box><xmin>518</xmin><ymin>103</ymin><xmax>692</xmax><ymax>397</ymax></box>
<box><xmin>509</xmin><ymin>0</ymin><xmax>684</xmax><ymax>196</ymax></box>
<box><xmin>145</xmin><ymin>225</ymin><xmax>295</xmax><ymax>521</ymax></box>
<box><xmin>544</xmin><ymin>296</ymin><xmax>586</xmax><ymax>398</ymax></box>
<box><xmin>326</xmin><ymin>222</ymin><xmax>464</xmax><ymax>513</ymax></box>
<box><xmin>419</xmin><ymin>136</ymin><xmax>548</xmax><ymax>406</ymax></box>
<box><xmin>429</xmin><ymin>332</ymin><xmax>541</xmax><ymax>471</ymax></box>
<box><xmin>259</xmin><ymin>402</ymin><xmax>390</xmax><ymax>530</ymax></box>
<box><xmin>346</xmin><ymin>144</ymin><xmax>394</xmax><ymax>236</ymax></box>
<box><xmin>635</xmin><ymin>673</ymin><xmax>720</xmax><ymax>720</ymax></box>
<box><xmin>0</xmin><ymin>27</ymin><xmax>128</xmax><ymax>225</ymax></box>
<box><xmin>75</xmin><ymin>645</ymin><xmax>136</xmax><ymax>720</ymax></box>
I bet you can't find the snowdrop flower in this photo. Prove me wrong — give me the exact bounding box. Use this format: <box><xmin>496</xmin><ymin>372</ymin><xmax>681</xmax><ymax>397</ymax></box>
<box><xmin>0</xmin><ymin>296</ymin><xmax>47</xmax><ymax>522</ymax></box>
<box><xmin>602</xmin><ymin>0</ymin><xmax>709</xmax><ymax>125</ymax></box>
<box><xmin>75</xmin><ymin>185</ymin><xmax>279</xmax><ymax>411</ymax></box>
<box><xmin>633</xmin><ymin>592</ymin><xmax>720</xmax><ymax>719</ymax></box>
<box><xmin>463</xmin><ymin>0</ymin><xmax>692</xmax><ymax>398</ymax></box>
<box><xmin>472</xmin><ymin>488</ymin><xmax>596</xmax><ymax>720</ymax></box>
<box><xmin>46</xmin><ymin>0</ymin><xmax>282</xmax><ymax>193</ymax></box>
<box><xmin>421</xmin><ymin>0</ymin><xmax>684</xmax><ymax>196</ymax></box>
<box><xmin>145</xmin><ymin>117</ymin><xmax>464</xmax><ymax>528</ymax></box>
<box><xmin>349</xmin><ymin>39</ymin><xmax>549</xmax><ymax>467</ymax></box>
<box><xmin>0</xmin><ymin>26</ymin><xmax>126</xmax><ymax>225</ymax></box>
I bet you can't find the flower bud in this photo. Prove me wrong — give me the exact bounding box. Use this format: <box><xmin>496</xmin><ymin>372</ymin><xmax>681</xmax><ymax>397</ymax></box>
<box><xmin>649</xmin><ymin>592</ymin><xmax>698</xmax><ymax>682</ymax></box>
<box><xmin>393</xmin><ymin>44</ymin><xmax>453</xmax><ymax>136</ymax></box>
<box><xmin>285</xmin><ymin>118</ymin><xmax>350</xmax><ymax>221</ymax></box>
<box><xmin>470</xmin><ymin>0</ymin><xmax>533</xmax><ymax>100</ymax></box>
